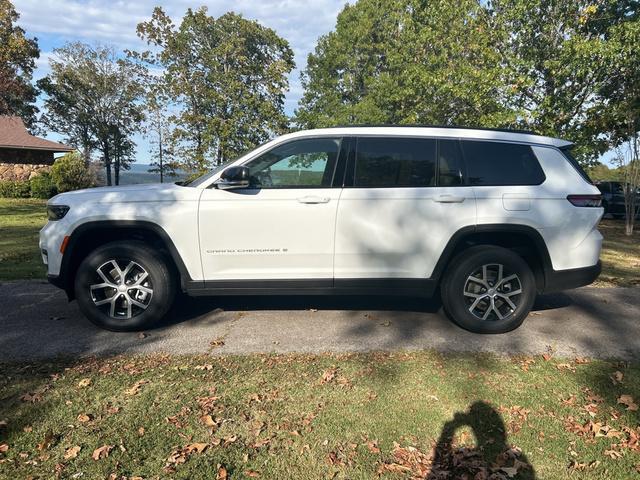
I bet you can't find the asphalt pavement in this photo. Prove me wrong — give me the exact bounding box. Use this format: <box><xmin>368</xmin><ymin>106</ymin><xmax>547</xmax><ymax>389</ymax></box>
<box><xmin>1</xmin><ymin>280</ymin><xmax>639</xmax><ymax>361</ymax></box>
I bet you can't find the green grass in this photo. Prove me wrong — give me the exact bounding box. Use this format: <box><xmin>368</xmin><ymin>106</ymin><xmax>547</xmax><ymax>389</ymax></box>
<box><xmin>0</xmin><ymin>198</ymin><xmax>639</xmax><ymax>287</ymax></box>
<box><xmin>1</xmin><ymin>353</ymin><xmax>639</xmax><ymax>479</ymax></box>
<box><xmin>597</xmin><ymin>220</ymin><xmax>640</xmax><ymax>287</ymax></box>
<box><xmin>0</xmin><ymin>198</ymin><xmax>47</xmax><ymax>281</ymax></box>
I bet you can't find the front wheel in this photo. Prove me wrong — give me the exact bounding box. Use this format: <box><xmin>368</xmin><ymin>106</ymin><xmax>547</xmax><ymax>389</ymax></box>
<box><xmin>74</xmin><ymin>241</ymin><xmax>176</xmax><ymax>331</ymax></box>
<box><xmin>441</xmin><ymin>246</ymin><xmax>536</xmax><ymax>334</ymax></box>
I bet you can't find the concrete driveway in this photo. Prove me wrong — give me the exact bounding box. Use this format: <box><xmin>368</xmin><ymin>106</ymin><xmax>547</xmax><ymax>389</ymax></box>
<box><xmin>1</xmin><ymin>280</ymin><xmax>639</xmax><ymax>361</ymax></box>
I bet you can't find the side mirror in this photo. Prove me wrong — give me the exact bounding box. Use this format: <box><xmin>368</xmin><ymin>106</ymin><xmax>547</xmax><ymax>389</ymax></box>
<box><xmin>215</xmin><ymin>166</ymin><xmax>250</xmax><ymax>190</ymax></box>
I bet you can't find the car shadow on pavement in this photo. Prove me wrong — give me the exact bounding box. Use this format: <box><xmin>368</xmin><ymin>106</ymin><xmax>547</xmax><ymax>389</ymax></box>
<box><xmin>158</xmin><ymin>293</ymin><xmax>444</xmax><ymax>328</ymax></box>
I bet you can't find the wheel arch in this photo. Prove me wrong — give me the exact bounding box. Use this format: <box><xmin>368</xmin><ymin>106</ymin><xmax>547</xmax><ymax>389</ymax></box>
<box><xmin>432</xmin><ymin>224</ymin><xmax>553</xmax><ymax>293</ymax></box>
<box><xmin>57</xmin><ymin>220</ymin><xmax>191</xmax><ymax>299</ymax></box>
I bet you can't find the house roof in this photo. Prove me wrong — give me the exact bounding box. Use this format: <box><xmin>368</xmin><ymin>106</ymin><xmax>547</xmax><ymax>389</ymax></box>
<box><xmin>0</xmin><ymin>116</ymin><xmax>74</xmax><ymax>152</ymax></box>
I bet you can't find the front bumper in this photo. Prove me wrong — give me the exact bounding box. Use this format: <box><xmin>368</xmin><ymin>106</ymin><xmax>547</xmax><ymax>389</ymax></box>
<box><xmin>543</xmin><ymin>260</ymin><xmax>602</xmax><ymax>293</ymax></box>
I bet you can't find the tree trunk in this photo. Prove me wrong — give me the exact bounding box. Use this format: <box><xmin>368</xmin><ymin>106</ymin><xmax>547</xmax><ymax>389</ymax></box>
<box><xmin>103</xmin><ymin>143</ymin><xmax>112</xmax><ymax>186</ymax></box>
<box><xmin>159</xmin><ymin>129</ymin><xmax>164</xmax><ymax>183</ymax></box>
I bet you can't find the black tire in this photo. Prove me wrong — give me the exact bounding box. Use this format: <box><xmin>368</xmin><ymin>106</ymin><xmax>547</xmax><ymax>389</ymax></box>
<box><xmin>74</xmin><ymin>241</ymin><xmax>176</xmax><ymax>331</ymax></box>
<box><xmin>441</xmin><ymin>246</ymin><xmax>536</xmax><ymax>334</ymax></box>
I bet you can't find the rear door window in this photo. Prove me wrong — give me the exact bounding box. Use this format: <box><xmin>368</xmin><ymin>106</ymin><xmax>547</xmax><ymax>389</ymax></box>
<box><xmin>461</xmin><ymin>140</ymin><xmax>545</xmax><ymax>186</ymax></box>
<box><xmin>354</xmin><ymin>137</ymin><xmax>437</xmax><ymax>187</ymax></box>
<box><xmin>438</xmin><ymin>140</ymin><xmax>464</xmax><ymax>186</ymax></box>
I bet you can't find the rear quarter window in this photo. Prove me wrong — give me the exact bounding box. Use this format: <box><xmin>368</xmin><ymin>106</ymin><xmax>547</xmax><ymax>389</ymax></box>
<box><xmin>461</xmin><ymin>140</ymin><xmax>545</xmax><ymax>186</ymax></box>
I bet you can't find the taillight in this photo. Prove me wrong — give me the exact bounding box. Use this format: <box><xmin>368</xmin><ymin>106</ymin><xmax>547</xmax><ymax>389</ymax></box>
<box><xmin>567</xmin><ymin>194</ymin><xmax>602</xmax><ymax>207</ymax></box>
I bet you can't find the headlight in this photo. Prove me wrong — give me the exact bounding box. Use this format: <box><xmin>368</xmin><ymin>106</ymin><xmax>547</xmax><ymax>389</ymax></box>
<box><xmin>47</xmin><ymin>205</ymin><xmax>70</xmax><ymax>221</ymax></box>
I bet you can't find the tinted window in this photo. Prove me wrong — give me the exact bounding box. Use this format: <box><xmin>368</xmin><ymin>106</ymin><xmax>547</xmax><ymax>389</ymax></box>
<box><xmin>438</xmin><ymin>140</ymin><xmax>464</xmax><ymax>186</ymax></box>
<box><xmin>247</xmin><ymin>138</ymin><xmax>341</xmax><ymax>188</ymax></box>
<box><xmin>462</xmin><ymin>141</ymin><xmax>545</xmax><ymax>186</ymax></box>
<box><xmin>354</xmin><ymin>137</ymin><xmax>436</xmax><ymax>187</ymax></box>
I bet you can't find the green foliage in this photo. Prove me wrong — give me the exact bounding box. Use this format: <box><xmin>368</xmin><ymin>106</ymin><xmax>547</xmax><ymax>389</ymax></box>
<box><xmin>29</xmin><ymin>172</ymin><xmax>57</xmax><ymax>199</ymax></box>
<box><xmin>134</xmin><ymin>8</ymin><xmax>295</xmax><ymax>172</ymax></box>
<box><xmin>0</xmin><ymin>179</ymin><xmax>30</xmax><ymax>198</ymax></box>
<box><xmin>0</xmin><ymin>0</ymin><xmax>40</xmax><ymax>128</ymax></box>
<box><xmin>296</xmin><ymin>0</ymin><xmax>516</xmax><ymax>129</ymax></box>
<box><xmin>38</xmin><ymin>43</ymin><xmax>145</xmax><ymax>186</ymax></box>
<box><xmin>297</xmin><ymin>0</ymin><xmax>640</xmax><ymax>166</ymax></box>
<box><xmin>50</xmin><ymin>152</ymin><xmax>94</xmax><ymax>193</ymax></box>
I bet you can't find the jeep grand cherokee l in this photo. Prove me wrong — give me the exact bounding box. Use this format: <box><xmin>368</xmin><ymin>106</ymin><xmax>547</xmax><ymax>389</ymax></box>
<box><xmin>40</xmin><ymin>126</ymin><xmax>603</xmax><ymax>334</ymax></box>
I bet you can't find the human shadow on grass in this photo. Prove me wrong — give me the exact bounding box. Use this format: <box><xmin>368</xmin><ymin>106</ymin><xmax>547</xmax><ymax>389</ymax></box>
<box><xmin>427</xmin><ymin>401</ymin><xmax>535</xmax><ymax>479</ymax></box>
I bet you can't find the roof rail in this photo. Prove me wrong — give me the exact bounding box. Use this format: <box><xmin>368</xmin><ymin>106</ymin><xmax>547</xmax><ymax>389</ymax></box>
<box><xmin>326</xmin><ymin>124</ymin><xmax>539</xmax><ymax>135</ymax></box>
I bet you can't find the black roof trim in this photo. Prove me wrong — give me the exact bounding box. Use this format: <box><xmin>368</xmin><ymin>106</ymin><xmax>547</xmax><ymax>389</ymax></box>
<box><xmin>326</xmin><ymin>124</ymin><xmax>539</xmax><ymax>135</ymax></box>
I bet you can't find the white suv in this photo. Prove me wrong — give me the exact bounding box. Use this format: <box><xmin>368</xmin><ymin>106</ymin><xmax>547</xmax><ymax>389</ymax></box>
<box><xmin>40</xmin><ymin>126</ymin><xmax>603</xmax><ymax>333</ymax></box>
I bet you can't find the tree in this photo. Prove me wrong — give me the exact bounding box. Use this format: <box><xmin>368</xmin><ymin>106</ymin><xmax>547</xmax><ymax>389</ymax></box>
<box><xmin>38</xmin><ymin>43</ymin><xmax>145</xmax><ymax>185</ymax></box>
<box><xmin>486</xmin><ymin>0</ymin><xmax>638</xmax><ymax>164</ymax></box>
<box><xmin>133</xmin><ymin>7</ymin><xmax>295</xmax><ymax>175</ymax></box>
<box><xmin>296</xmin><ymin>0</ymin><xmax>516</xmax><ymax>129</ymax></box>
<box><xmin>0</xmin><ymin>0</ymin><xmax>39</xmax><ymax>129</ymax></box>
<box><xmin>143</xmin><ymin>85</ymin><xmax>178</xmax><ymax>182</ymax></box>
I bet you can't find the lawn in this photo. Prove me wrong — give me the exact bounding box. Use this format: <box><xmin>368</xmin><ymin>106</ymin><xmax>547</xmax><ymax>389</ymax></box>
<box><xmin>1</xmin><ymin>353</ymin><xmax>639</xmax><ymax>479</ymax></box>
<box><xmin>0</xmin><ymin>198</ymin><xmax>47</xmax><ymax>281</ymax></box>
<box><xmin>0</xmin><ymin>197</ymin><xmax>638</xmax><ymax>286</ymax></box>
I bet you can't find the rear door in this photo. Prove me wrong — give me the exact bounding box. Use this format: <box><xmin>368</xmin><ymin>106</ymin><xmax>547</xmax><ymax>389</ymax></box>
<box><xmin>334</xmin><ymin>136</ymin><xmax>477</xmax><ymax>280</ymax></box>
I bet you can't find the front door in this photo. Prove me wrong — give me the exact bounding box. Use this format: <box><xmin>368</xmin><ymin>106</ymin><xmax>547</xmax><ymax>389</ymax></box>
<box><xmin>198</xmin><ymin>137</ymin><xmax>345</xmax><ymax>282</ymax></box>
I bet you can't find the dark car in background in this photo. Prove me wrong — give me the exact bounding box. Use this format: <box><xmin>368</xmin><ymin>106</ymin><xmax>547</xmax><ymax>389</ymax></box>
<box><xmin>596</xmin><ymin>181</ymin><xmax>639</xmax><ymax>219</ymax></box>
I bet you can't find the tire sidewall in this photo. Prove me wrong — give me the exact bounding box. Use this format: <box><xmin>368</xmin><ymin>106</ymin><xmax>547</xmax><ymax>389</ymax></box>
<box><xmin>74</xmin><ymin>241</ymin><xmax>175</xmax><ymax>331</ymax></box>
<box><xmin>442</xmin><ymin>247</ymin><xmax>536</xmax><ymax>334</ymax></box>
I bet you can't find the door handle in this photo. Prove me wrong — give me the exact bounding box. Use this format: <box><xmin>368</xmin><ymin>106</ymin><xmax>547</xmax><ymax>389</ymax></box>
<box><xmin>297</xmin><ymin>196</ymin><xmax>330</xmax><ymax>204</ymax></box>
<box><xmin>434</xmin><ymin>195</ymin><xmax>465</xmax><ymax>203</ymax></box>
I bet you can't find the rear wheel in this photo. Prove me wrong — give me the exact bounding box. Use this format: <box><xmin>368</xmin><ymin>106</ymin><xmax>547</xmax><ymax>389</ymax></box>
<box><xmin>74</xmin><ymin>241</ymin><xmax>176</xmax><ymax>331</ymax></box>
<box><xmin>441</xmin><ymin>246</ymin><xmax>536</xmax><ymax>333</ymax></box>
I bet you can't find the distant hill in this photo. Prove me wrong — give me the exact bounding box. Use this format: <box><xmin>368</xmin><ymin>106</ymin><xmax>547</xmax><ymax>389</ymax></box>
<box><xmin>116</xmin><ymin>164</ymin><xmax>190</xmax><ymax>185</ymax></box>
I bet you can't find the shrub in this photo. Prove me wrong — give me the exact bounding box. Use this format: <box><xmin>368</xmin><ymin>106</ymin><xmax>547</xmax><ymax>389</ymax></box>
<box><xmin>0</xmin><ymin>180</ymin><xmax>31</xmax><ymax>198</ymax></box>
<box><xmin>29</xmin><ymin>172</ymin><xmax>58</xmax><ymax>199</ymax></box>
<box><xmin>51</xmin><ymin>152</ymin><xmax>95</xmax><ymax>193</ymax></box>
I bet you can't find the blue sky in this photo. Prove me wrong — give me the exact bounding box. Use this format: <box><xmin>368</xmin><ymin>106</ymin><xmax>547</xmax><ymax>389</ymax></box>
<box><xmin>13</xmin><ymin>0</ymin><xmax>347</xmax><ymax>163</ymax></box>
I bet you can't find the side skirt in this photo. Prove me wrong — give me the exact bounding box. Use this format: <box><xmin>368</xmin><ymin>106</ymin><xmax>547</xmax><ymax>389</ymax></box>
<box><xmin>185</xmin><ymin>278</ymin><xmax>437</xmax><ymax>298</ymax></box>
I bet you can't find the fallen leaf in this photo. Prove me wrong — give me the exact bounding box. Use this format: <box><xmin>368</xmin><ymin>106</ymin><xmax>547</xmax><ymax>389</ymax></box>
<box><xmin>604</xmin><ymin>449</ymin><xmax>623</xmax><ymax>459</ymax></box>
<box><xmin>244</xmin><ymin>470</ymin><xmax>260</xmax><ymax>477</ymax></box>
<box><xmin>37</xmin><ymin>430</ymin><xmax>58</xmax><ymax>451</ymax></box>
<box><xmin>92</xmin><ymin>445</ymin><xmax>113</xmax><ymax>461</ymax></box>
<box><xmin>542</xmin><ymin>353</ymin><xmax>552</xmax><ymax>361</ymax></box>
<box><xmin>137</xmin><ymin>332</ymin><xmax>148</xmax><ymax>339</ymax></box>
<box><xmin>217</xmin><ymin>464</ymin><xmax>228</xmax><ymax>479</ymax></box>
<box><xmin>617</xmin><ymin>394</ymin><xmax>638</xmax><ymax>411</ymax></box>
<box><xmin>125</xmin><ymin>379</ymin><xmax>149</xmax><ymax>396</ymax></box>
<box><xmin>366</xmin><ymin>440</ymin><xmax>381</xmax><ymax>454</ymax></box>
<box><xmin>64</xmin><ymin>446</ymin><xmax>81</xmax><ymax>460</ymax></box>
<box><xmin>611</xmin><ymin>371</ymin><xmax>624</xmax><ymax>385</ymax></box>
<box><xmin>320</xmin><ymin>368</ymin><xmax>337</xmax><ymax>384</ymax></box>
<box><xmin>138</xmin><ymin>427</ymin><xmax>145</xmax><ymax>436</ymax></box>
<box><xmin>210</xmin><ymin>337</ymin><xmax>225</xmax><ymax>348</ymax></box>
<box><xmin>78</xmin><ymin>378</ymin><xmax>91</xmax><ymax>388</ymax></box>
<box><xmin>0</xmin><ymin>444</ymin><xmax>8</xmax><ymax>453</ymax></box>
<box><xmin>77</xmin><ymin>413</ymin><xmax>92</xmax><ymax>423</ymax></box>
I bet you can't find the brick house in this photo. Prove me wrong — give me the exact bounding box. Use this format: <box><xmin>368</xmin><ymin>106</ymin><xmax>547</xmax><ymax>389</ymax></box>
<box><xmin>0</xmin><ymin>116</ymin><xmax>74</xmax><ymax>182</ymax></box>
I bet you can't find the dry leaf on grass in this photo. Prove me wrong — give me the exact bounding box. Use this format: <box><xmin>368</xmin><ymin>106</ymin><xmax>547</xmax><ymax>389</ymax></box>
<box><xmin>611</xmin><ymin>371</ymin><xmax>624</xmax><ymax>385</ymax></box>
<box><xmin>77</xmin><ymin>413</ymin><xmax>92</xmax><ymax>423</ymax></box>
<box><xmin>217</xmin><ymin>464</ymin><xmax>228</xmax><ymax>479</ymax></box>
<box><xmin>125</xmin><ymin>379</ymin><xmax>149</xmax><ymax>396</ymax></box>
<box><xmin>77</xmin><ymin>378</ymin><xmax>91</xmax><ymax>388</ymax></box>
<box><xmin>64</xmin><ymin>446</ymin><xmax>81</xmax><ymax>460</ymax></box>
<box><xmin>320</xmin><ymin>368</ymin><xmax>337</xmax><ymax>384</ymax></box>
<box><xmin>92</xmin><ymin>444</ymin><xmax>113</xmax><ymax>460</ymax></box>
<box><xmin>618</xmin><ymin>394</ymin><xmax>639</xmax><ymax>411</ymax></box>
<box><xmin>0</xmin><ymin>444</ymin><xmax>8</xmax><ymax>453</ymax></box>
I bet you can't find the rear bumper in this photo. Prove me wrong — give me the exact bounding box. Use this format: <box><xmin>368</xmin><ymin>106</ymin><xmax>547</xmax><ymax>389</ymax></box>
<box><xmin>543</xmin><ymin>261</ymin><xmax>601</xmax><ymax>293</ymax></box>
